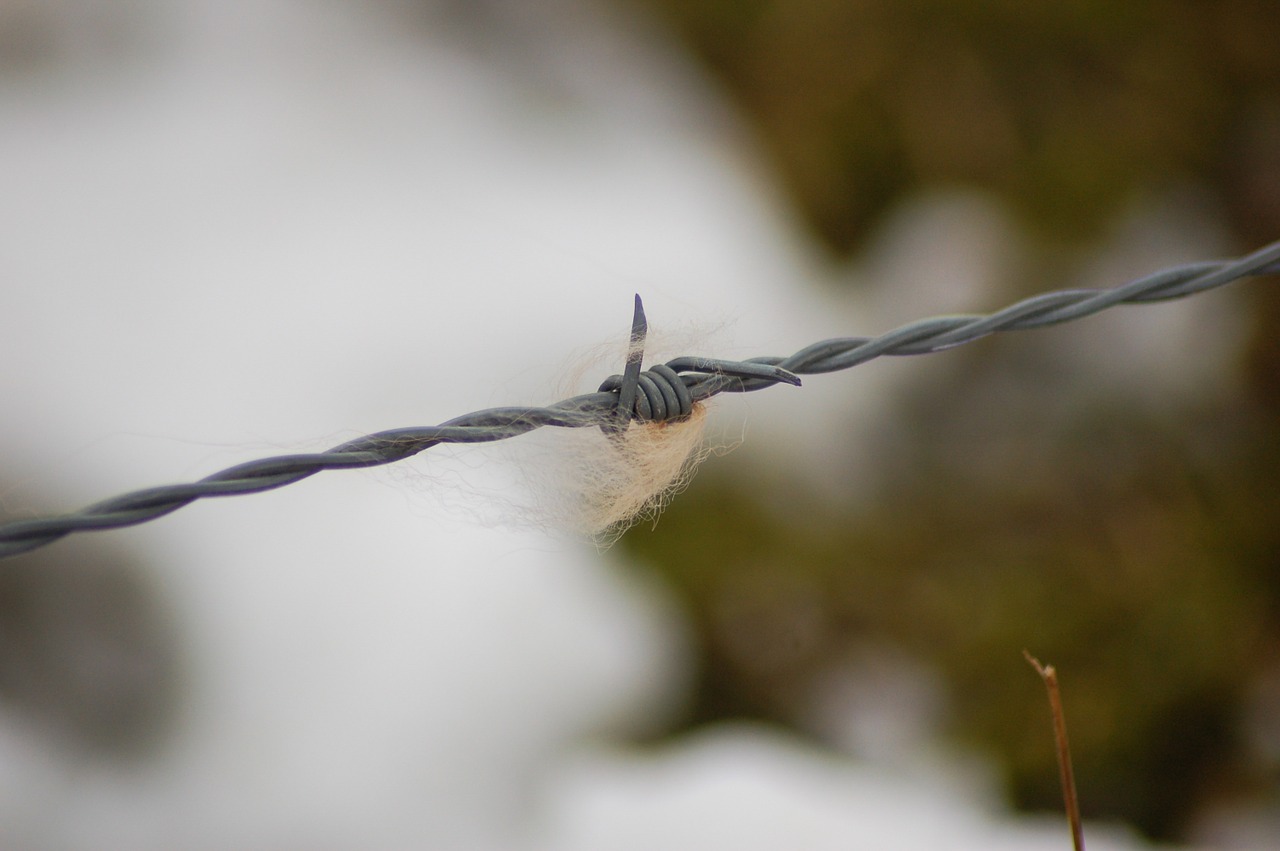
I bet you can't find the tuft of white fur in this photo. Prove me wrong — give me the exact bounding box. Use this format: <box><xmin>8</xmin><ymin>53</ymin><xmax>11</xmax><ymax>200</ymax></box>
<box><xmin>480</xmin><ymin>326</ymin><xmax>730</xmax><ymax>543</ymax></box>
<box><xmin>549</xmin><ymin>406</ymin><xmax>712</xmax><ymax>542</ymax></box>
<box><xmin>391</xmin><ymin>325</ymin><xmax>731</xmax><ymax>541</ymax></box>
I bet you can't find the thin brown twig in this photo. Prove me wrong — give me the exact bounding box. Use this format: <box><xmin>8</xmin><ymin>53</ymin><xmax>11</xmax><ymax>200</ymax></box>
<box><xmin>1024</xmin><ymin>650</ymin><xmax>1085</xmax><ymax>851</ymax></box>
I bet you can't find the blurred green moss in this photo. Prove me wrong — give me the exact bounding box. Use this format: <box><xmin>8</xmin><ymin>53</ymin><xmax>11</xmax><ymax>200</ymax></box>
<box><xmin>624</xmin><ymin>400</ymin><xmax>1280</xmax><ymax>838</ymax></box>
<box><xmin>630</xmin><ymin>0</ymin><xmax>1280</xmax><ymax>254</ymax></box>
<box><xmin>617</xmin><ymin>0</ymin><xmax>1280</xmax><ymax>839</ymax></box>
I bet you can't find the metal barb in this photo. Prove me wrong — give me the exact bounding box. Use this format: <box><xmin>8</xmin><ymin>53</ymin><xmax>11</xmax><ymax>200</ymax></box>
<box><xmin>609</xmin><ymin>293</ymin><xmax>648</xmax><ymax>435</ymax></box>
<box><xmin>664</xmin><ymin>356</ymin><xmax>801</xmax><ymax>388</ymax></box>
<box><xmin>1</xmin><ymin>241</ymin><xmax>1279</xmax><ymax>558</ymax></box>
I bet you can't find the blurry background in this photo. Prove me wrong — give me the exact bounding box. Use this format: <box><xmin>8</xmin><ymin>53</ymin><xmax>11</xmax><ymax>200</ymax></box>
<box><xmin>619</xmin><ymin>0</ymin><xmax>1280</xmax><ymax>842</ymax></box>
<box><xmin>0</xmin><ymin>0</ymin><xmax>1278</xmax><ymax>847</ymax></box>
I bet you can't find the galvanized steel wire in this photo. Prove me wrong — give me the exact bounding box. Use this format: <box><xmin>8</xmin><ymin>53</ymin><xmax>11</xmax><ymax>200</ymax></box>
<box><xmin>3</xmin><ymin>239</ymin><xmax>1279</xmax><ymax>559</ymax></box>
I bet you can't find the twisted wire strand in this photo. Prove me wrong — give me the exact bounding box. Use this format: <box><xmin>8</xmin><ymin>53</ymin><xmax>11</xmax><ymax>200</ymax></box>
<box><xmin>2</xmin><ymin>240</ymin><xmax>1278</xmax><ymax>559</ymax></box>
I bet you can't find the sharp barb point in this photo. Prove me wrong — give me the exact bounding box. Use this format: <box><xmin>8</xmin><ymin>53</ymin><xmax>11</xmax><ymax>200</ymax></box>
<box><xmin>773</xmin><ymin>367</ymin><xmax>802</xmax><ymax>387</ymax></box>
<box><xmin>611</xmin><ymin>294</ymin><xmax>648</xmax><ymax>433</ymax></box>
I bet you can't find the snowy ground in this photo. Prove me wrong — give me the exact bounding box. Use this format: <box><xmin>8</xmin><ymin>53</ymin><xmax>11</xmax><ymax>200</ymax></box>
<box><xmin>0</xmin><ymin>0</ymin><xmax>1243</xmax><ymax>847</ymax></box>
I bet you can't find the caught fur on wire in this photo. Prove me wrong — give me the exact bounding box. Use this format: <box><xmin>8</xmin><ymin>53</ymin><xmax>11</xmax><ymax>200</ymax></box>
<box><xmin>2</xmin><ymin>238</ymin><xmax>1279</xmax><ymax>558</ymax></box>
<box><xmin>507</xmin><ymin>403</ymin><xmax>714</xmax><ymax>543</ymax></box>
<box><xmin>506</xmin><ymin>303</ymin><xmax>731</xmax><ymax>542</ymax></box>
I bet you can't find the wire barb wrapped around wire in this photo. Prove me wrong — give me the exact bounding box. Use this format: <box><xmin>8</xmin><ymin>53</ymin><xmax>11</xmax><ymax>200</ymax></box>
<box><xmin>2</xmin><ymin>239</ymin><xmax>1279</xmax><ymax>559</ymax></box>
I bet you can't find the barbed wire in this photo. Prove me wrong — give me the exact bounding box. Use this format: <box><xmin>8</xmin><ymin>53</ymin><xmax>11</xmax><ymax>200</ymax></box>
<box><xmin>2</xmin><ymin>240</ymin><xmax>1279</xmax><ymax>559</ymax></box>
